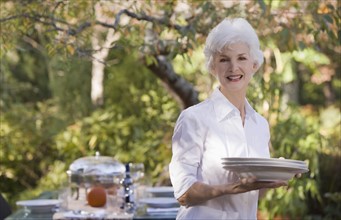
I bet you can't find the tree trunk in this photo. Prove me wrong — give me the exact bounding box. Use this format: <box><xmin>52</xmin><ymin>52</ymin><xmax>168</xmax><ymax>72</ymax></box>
<box><xmin>147</xmin><ymin>55</ymin><xmax>199</xmax><ymax>109</ymax></box>
<box><xmin>91</xmin><ymin>2</ymin><xmax>118</xmax><ymax>108</ymax></box>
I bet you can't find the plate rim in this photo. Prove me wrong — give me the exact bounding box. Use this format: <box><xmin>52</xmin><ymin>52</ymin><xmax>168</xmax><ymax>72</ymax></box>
<box><xmin>221</xmin><ymin>157</ymin><xmax>306</xmax><ymax>164</ymax></box>
<box><xmin>222</xmin><ymin>165</ymin><xmax>309</xmax><ymax>174</ymax></box>
<box><xmin>221</xmin><ymin>162</ymin><xmax>308</xmax><ymax>169</ymax></box>
<box><xmin>16</xmin><ymin>199</ymin><xmax>60</xmax><ymax>207</ymax></box>
<box><xmin>139</xmin><ymin>197</ymin><xmax>178</xmax><ymax>205</ymax></box>
<box><xmin>146</xmin><ymin>186</ymin><xmax>174</xmax><ymax>193</ymax></box>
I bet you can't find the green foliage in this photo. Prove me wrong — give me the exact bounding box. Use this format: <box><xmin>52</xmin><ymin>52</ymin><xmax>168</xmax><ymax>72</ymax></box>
<box><xmin>48</xmin><ymin>56</ymin><xmax>93</xmax><ymax>120</ymax></box>
<box><xmin>1</xmin><ymin>41</ymin><xmax>50</xmax><ymax>108</ymax></box>
<box><xmin>259</xmin><ymin>106</ymin><xmax>322</xmax><ymax>218</ymax></box>
<box><xmin>0</xmin><ymin>1</ymin><xmax>340</xmax><ymax>218</ymax></box>
<box><xmin>0</xmin><ymin>101</ymin><xmax>68</xmax><ymax>206</ymax></box>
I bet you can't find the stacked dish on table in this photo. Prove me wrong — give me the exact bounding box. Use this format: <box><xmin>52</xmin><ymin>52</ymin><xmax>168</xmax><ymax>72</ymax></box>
<box><xmin>139</xmin><ymin>186</ymin><xmax>179</xmax><ymax>216</ymax></box>
<box><xmin>16</xmin><ymin>199</ymin><xmax>60</xmax><ymax>214</ymax></box>
<box><xmin>221</xmin><ymin>157</ymin><xmax>309</xmax><ymax>181</ymax></box>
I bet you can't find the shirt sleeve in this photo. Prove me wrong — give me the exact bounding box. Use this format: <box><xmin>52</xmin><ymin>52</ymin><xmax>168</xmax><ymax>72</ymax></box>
<box><xmin>169</xmin><ymin>109</ymin><xmax>204</xmax><ymax>199</ymax></box>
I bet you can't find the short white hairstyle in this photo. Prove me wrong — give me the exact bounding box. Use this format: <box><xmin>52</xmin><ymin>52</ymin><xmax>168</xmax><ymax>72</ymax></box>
<box><xmin>204</xmin><ymin>18</ymin><xmax>264</xmax><ymax>73</ymax></box>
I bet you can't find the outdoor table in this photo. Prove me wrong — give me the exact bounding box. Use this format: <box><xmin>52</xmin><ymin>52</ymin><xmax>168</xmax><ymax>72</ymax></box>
<box><xmin>5</xmin><ymin>191</ymin><xmax>176</xmax><ymax>220</ymax></box>
<box><xmin>6</xmin><ymin>209</ymin><xmax>176</xmax><ymax>220</ymax></box>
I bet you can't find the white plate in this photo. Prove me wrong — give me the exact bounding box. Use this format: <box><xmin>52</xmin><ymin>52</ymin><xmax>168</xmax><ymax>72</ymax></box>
<box><xmin>221</xmin><ymin>157</ymin><xmax>306</xmax><ymax>165</ymax></box>
<box><xmin>146</xmin><ymin>187</ymin><xmax>174</xmax><ymax>197</ymax></box>
<box><xmin>16</xmin><ymin>199</ymin><xmax>60</xmax><ymax>213</ymax></box>
<box><xmin>222</xmin><ymin>164</ymin><xmax>308</xmax><ymax>173</ymax></box>
<box><xmin>221</xmin><ymin>162</ymin><xmax>308</xmax><ymax>169</ymax></box>
<box><xmin>146</xmin><ymin>207</ymin><xmax>179</xmax><ymax>216</ymax></box>
<box><xmin>139</xmin><ymin>197</ymin><xmax>179</xmax><ymax>208</ymax></box>
<box><xmin>222</xmin><ymin>164</ymin><xmax>309</xmax><ymax>181</ymax></box>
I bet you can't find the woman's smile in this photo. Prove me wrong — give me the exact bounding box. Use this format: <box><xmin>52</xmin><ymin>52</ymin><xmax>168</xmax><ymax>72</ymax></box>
<box><xmin>226</xmin><ymin>74</ymin><xmax>243</xmax><ymax>82</ymax></box>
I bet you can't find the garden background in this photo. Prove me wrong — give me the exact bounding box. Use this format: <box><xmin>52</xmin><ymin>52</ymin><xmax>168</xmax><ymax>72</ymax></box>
<box><xmin>1</xmin><ymin>0</ymin><xmax>340</xmax><ymax>219</ymax></box>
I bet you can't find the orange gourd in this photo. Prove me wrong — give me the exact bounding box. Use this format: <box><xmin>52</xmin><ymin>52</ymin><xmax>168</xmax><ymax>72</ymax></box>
<box><xmin>87</xmin><ymin>186</ymin><xmax>107</xmax><ymax>207</ymax></box>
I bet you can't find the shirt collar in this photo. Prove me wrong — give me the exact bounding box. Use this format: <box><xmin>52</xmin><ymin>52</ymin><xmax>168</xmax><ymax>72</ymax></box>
<box><xmin>245</xmin><ymin>99</ymin><xmax>257</xmax><ymax>123</ymax></box>
<box><xmin>210</xmin><ymin>87</ymin><xmax>257</xmax><ymax>123</ymax></box>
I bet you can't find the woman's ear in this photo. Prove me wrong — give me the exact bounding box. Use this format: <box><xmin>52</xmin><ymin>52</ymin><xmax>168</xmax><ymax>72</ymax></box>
<box><xmin>210</xmin><ymin>63</ymin><xmax>217</xmax><ymax>77</ymax></box>
<box><xmin>210</xmin><ymin>69</ymin><xmax>217</xmax><ymax>77</ymax></box>
<box><xmin>253</xmin><ymin>62</ymin><xmax>259</xmax><ymax>71</ymax></box>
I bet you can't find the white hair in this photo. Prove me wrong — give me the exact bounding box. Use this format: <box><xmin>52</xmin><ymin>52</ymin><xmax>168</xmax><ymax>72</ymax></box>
<box><xmin>203</xmin><ymin>18</ymin><xmax>264</xmax><ymax>73</ymax></box>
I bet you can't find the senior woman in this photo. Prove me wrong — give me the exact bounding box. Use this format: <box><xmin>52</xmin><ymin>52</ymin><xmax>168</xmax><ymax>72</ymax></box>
<box><xmin>169</xmin><ymin>18</ymin><xmax>287</xmax><ymax>219</ymax></box>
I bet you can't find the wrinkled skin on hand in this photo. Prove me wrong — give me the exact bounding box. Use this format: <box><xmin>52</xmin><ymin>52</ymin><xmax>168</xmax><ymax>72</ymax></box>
<box><xmin>230</xmin><ymin>177</ymin><xmax>287</xmax><ymax>194</ymax></box>
<box><xmin>177</xmin><ymin>177</ymin><xmax>287</xmax><ymax>207</ymax></box>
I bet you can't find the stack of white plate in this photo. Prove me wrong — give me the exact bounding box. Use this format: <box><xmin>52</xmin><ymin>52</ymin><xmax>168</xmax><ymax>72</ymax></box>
<box><xmin>146</xmin><ymin>186</ymin><xmax>174</xmax><ymax>197</ymax></box>
<box><xmin>140</xmin><ymin>186</ymin><xmax>179</xmax><ymax>216</ymax></box>
<box><xmin>221</xmin><ymin>157</ymin><xmax>309</xmax><ymax>181</ymax></box>
<box><xmin>16</xmin><ymin>199</ymin><xmax>60</xmax><ymax>213</ymax></box>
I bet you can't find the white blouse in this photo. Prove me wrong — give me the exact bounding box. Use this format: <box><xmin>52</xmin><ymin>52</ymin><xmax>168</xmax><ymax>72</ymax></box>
<box><xmin>169</xmin><ymin>88</ymin><xmax>271</xmax><ymax>220</ymax></box>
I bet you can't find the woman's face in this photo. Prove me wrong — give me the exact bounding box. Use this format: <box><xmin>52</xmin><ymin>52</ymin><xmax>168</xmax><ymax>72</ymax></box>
<box><xmin>211</xmin><ymin>42</ymin><xmax>258</xmax><ymax>94</ymax></box>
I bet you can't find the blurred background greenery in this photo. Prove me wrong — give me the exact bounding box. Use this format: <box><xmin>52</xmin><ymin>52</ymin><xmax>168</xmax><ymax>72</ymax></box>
<box><xmin>0</xmin><ymin>0</ymin><xmax>340</xmax><ymax>219</ymax></box>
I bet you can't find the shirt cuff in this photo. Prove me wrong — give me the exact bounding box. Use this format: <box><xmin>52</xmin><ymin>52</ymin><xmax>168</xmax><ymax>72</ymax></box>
<box><xmin>169</xmin><ymin>161</ymin><xmax>198</xmax><ymax>199</ymax></box>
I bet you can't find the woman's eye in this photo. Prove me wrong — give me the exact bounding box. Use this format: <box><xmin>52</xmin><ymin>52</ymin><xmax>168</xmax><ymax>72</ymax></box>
<box><xmin>220</xmin><ymin>58</ymin><xmax>229</xmax><ymax>62</ymax></box>
<box><xmin>239</xmin><ymin>57</ymin><xmax>247</xmax><ymax>60</ymax></box>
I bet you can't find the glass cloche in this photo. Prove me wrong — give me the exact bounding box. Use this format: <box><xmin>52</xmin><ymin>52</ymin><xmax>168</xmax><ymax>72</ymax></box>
<box><xmin>67</xmin><ymin>152</ymin><xmax>125</xmax><ymax>200</ymax></box>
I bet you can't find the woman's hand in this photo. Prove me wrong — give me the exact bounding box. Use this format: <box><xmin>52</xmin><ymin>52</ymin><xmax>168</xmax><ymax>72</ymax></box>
<box><xmin>177</xmin><ymin>178</ymin><xmax>287</xmax><ymax>207</ymax></box>
<box><xmin>229</xmin><ymin>177</ymin><xmax>287</xmax><ymax>194</ymax></box>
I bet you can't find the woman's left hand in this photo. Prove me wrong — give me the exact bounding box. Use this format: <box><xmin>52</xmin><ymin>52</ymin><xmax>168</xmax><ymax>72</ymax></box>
<box><xmin>229</xmin><ymin>177</ymin><xmax>287</xmax><ymax>194</ymax></box>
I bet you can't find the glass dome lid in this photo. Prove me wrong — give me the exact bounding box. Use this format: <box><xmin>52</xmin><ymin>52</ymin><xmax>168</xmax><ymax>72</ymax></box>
<box><xmin>69</xmin><ymin>152</ymin><xmax>125</xmax><ymax>176</ymax></box>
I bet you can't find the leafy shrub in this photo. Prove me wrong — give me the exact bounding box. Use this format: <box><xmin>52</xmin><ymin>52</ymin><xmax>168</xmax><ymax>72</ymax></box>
<box><xmin>259</xmin><ymin>105</ymin><xmax>341</xmax><ymax>219</ymax></box>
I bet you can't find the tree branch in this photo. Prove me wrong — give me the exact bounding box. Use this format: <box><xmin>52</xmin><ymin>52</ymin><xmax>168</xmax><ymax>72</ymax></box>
<box><xmin>0</xmin><ymin>8</ymin><xmax>191</xmax><ymax>36</ymax></box>
<box><xmin>0</xmin><ymin>13</ymin><xmax>67</xmax><ymax>32</ymax></box>
<box><xmin>116</xmin><ymin>9</ymin><xmax>189</xmax><ymax>31</ymax></box>
<box><xmin>146</xmin><ymin>55</ymin><xmax>199</xmax><ymax>109</ymax></box>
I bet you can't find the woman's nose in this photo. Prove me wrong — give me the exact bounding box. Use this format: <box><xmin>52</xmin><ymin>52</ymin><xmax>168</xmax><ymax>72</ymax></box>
<box><xmin>230</xmin><ymin>60</ymin><xmax>238</xmax><ymax>72</ymax></box>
